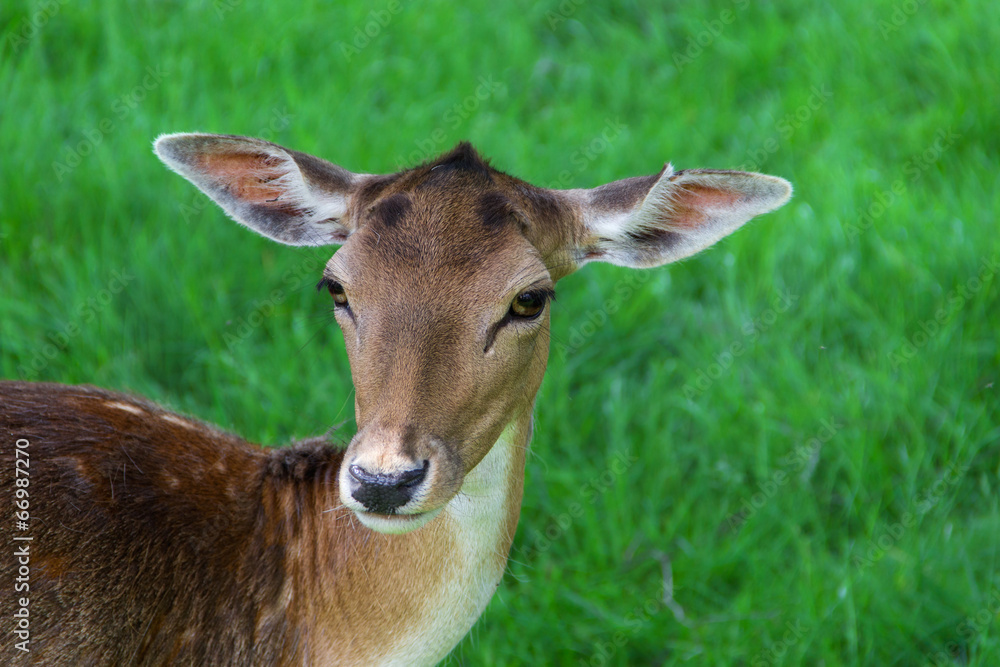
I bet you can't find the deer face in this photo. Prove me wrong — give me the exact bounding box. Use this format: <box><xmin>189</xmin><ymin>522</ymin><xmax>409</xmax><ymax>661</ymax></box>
<box><xmin>155</xmin><ymin>134</ymin><xmax>791</xmax><ymax>534</ymax></box>
<box><xmin>324</xmin><ymin>156</ymin><xmax>559</xmax><ymax>532</ymax></box>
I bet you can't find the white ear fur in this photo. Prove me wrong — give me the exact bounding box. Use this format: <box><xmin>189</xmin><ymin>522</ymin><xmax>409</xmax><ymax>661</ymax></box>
<box><xmin>251</xmin><ymin>149</ymin><xmax>351</xmax><ymax>226</ymax></box>
<box><xmin>154</xmin><ymin>133</ymin><xmax>367</xmax><ymax>246</ymax></box>
<box><xmin>576</xmin><ymin>165</ymin><xmax>792</xmax><ymax>268</ymax></box>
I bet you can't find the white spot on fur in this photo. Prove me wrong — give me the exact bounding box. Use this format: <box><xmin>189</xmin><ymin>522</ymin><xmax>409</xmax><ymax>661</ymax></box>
<box><xmin>72</xmin><ymin>458</ymin><xmax>90</xmax><ymax>478</ymax></box>
<box><xmin>105</xmin><ymin>401</ymin><xmax>145</xmax><ymax>416</ymax></box>
<box><xmin>161</xmin><ymin>413</ymin><xmax>196</xmax><ymax>429</ymax></box>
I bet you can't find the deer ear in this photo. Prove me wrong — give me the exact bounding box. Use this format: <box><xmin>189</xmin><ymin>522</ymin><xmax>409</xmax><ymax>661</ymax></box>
<box><xmin>564</xmin><ymin>164</ymin><xmax>792</xmax><ymax>268</ymax></box>
<box><xmin>154</xmin><ymin>133</ymin><xmax>373</xmax><ymax>246</ymax></box>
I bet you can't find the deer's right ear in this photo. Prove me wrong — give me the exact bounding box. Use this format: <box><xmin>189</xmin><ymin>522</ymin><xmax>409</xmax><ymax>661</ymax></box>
<box><xmin>154</xmin><ymin>133</ymin><xmax>373</xmax><ymax>246</ymax></box>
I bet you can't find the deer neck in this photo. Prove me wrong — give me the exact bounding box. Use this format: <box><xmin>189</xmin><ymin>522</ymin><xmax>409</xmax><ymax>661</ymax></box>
<box><xmin>279</xmin><ymin>411</ymin><xmax>532</xmax><ymax>665</ymax></box>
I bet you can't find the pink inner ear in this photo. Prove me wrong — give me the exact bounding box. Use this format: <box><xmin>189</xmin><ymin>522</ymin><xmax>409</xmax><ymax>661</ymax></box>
<box><xmin>669</xmin><ymin>183</ymin><xmax>742</xmax><ymax>230</ymax></box>
<box><xmin>198</xmin><ymin>152</ymin><xmax>308</xmax><ymax>216</ymax></box>
<box><xmin>199</xmin><ymin>152</ymin><xmax>288</xmax><ymax>204</ymax></box>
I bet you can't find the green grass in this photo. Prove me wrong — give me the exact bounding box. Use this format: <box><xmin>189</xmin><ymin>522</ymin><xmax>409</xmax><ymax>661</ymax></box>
<box><xmin>2</xmin><ymin>0</ymin><xmax>998</xmax><ymax>664</ymax></box>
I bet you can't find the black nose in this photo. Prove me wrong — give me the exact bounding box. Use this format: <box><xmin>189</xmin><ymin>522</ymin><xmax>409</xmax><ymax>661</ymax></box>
<box><xmin>348</xmin><ymin>460</ymin><xmax>429</xmax><ymax>514</ymax></box>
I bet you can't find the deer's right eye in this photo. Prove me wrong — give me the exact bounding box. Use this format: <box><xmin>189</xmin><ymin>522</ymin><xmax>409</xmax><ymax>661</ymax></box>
<box><xmin>329</xmin><ymin>281</ymin><xmax>349</xmax><ymax>307</ymax></box>
<box><xmin>510</xmin><ymin>290</ymin><xmax>547</xmax><ymax>319</ymax></box>
<box><xmin>318</xmin><ymin>278</ymin><xmax>350</xmax><ymax>307</ymax></box>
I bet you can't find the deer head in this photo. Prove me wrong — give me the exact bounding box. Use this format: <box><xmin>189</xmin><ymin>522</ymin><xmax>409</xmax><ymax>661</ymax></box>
<box><xmin>154</xmin><ymin>133</ymin><xmax>791</xmax><ymax>535</ymax></box>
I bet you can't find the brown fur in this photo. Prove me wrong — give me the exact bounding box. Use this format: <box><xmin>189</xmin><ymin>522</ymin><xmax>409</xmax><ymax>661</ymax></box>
<box><xmin>2</xmin><ymin>382</ymin><xmax>300</xmax><ymax>663</ymax></box>
<box><xmin>0</xmin><ymin>382</ymin><xmax>479</xmax><ymax>664</ymax></box>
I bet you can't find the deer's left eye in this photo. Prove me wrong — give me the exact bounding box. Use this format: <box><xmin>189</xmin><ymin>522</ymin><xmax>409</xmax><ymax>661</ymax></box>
<box><xmin>510</xmin><ymin>290</ymin><xmax>550</xmax><ymax>319</ymax></box>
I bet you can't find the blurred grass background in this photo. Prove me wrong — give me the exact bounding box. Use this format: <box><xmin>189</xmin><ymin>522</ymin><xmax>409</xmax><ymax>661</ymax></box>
<box><xmin>1</xmin><ymin>0</ymin><xmax>998</xmax><ymax>664</ymax></box>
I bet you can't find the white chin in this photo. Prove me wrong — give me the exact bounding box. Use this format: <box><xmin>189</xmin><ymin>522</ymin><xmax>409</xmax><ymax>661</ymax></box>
<box><xmin>354</xmin><ymin>507</ymin><xmax>443</xmax><ymax>535</ymax></box>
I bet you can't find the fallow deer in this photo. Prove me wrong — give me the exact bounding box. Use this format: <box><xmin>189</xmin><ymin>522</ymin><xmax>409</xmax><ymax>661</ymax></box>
<box><xmin>0</xmin><ymin>133</ymin><xmax>791</xmax><ymax>665</ymax></box>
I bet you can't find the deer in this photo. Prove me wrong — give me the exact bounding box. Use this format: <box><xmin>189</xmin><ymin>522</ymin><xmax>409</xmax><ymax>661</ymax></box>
<box><xmin>0</xmin><ymin>133</ymin><xmax>791</xmax><ymax>665</ymax></box>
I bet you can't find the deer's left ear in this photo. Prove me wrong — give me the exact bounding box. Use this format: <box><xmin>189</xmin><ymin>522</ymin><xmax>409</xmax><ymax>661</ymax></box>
<box><xmin>562</xmin><ymin>164</ymin><xmax>792</xmax><ymax>268</ymax></box>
